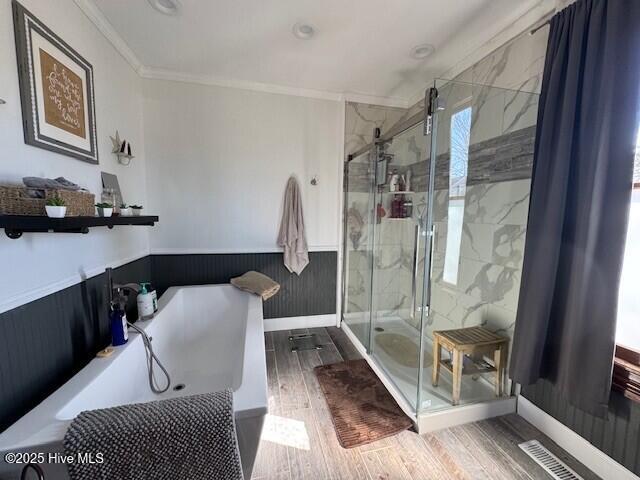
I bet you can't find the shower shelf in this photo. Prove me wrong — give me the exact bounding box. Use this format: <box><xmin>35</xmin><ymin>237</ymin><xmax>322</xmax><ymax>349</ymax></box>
<box><xmin>0</xmin><ymin>215</ymin><xmax>159</xmax><ymax>239</ymax></box>
<box><xmin>440</xmin><ymin>357</ymin><xmax>496</xmax><ymax>376</ymax></box>
<box><xmin>382</xmin><ymin>191</ymin><xmax>415</xmax><ymax>195</ymax></box>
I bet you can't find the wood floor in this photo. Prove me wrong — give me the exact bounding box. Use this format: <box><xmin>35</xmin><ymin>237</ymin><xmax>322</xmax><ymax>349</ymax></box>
<box><xmin>252</xmin><ymin>326</ymin><xmax>600</xmax><ymax>480</ymax></box>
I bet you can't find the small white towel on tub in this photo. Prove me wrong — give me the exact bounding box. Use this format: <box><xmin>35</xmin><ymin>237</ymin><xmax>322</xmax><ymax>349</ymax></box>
<box><xmin>277</xmin><ymin>176</ymin><xmax>309</xmax><ymax>275</ymax></box>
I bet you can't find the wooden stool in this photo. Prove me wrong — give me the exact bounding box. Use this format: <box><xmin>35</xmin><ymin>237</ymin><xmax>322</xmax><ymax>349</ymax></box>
<box><xmin>432</xmin><ymin>326</ymin><xmax>508</xmax><ymax>405</ymax></box>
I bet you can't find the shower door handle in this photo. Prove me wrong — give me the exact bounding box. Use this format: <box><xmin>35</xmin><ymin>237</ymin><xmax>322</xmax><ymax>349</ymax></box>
<box><xmin>424</xmin><ymin>224</ymin><xmax>436</xmax><ymax>318</ymax></box>
<box><xmin>410</xmin><ymin>224</ymin><xmax>421</xmax><ymax>319</ymax></box>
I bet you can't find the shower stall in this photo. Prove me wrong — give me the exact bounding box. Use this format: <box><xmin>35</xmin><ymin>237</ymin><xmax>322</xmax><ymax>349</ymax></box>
<box><xmin>341</xmin><ymin>79</ymin><xmax>540</xmax><ymax>427</ymax></box>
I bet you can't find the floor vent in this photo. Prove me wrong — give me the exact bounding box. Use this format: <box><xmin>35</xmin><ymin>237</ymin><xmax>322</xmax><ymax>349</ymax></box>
<box><xmin>289</xmin><ymin>334</ymin><xmax>323</xmax><ymax>352</ymax></box>
<box><xmin>519</xmin><ymin>440</ymin><xmax>583</xmax><ymax>480</ymax></box>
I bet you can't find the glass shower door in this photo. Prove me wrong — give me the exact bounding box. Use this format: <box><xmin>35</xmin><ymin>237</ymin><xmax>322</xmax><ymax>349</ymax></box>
<box><xmin>418</xmin><ymin>80</ymin><xmax>540</xmax><ymax>412</ymax></box>
<box><xmin>342</xmin><ymin>149</ymin><xmax>376</xmax><ymax>349</ymax></box>
<box><xmin>368</xmin><ymin>122</ymin><xmax>430</xmax><ymax>411</ymax></box>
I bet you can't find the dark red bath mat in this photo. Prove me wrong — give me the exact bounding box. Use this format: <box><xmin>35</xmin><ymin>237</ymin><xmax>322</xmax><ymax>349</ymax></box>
<box><xmin>314</xmin><ymin>359</ymin><xmax>413</xmax><ymax>448</ymax></box>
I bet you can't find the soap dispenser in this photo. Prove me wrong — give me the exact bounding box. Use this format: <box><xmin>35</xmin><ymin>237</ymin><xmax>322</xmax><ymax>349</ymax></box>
<box><xmin>137</xmin><ymin>283</ymin><xmax>155</xmax><ymax>320</ymax></box>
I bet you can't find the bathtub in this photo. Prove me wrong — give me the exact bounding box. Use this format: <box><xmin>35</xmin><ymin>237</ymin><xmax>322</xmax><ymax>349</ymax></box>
<box><xmin>0</xmin><ymin>284</ymin><xmax>267</xmax><ymax>480</ymax></box>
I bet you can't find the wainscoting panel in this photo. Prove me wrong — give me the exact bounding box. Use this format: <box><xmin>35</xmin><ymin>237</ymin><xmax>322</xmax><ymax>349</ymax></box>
<box><xmin>0</xmin><ymin>252</ymin><xmax>336</xmax><ymax>434</ymax></box>
<box><xmin>0</xmin><ymin>257</ymin><xmax>151</xmax><ymax>433</ymax></box>
<box><xmin>151</xmin><ymin>251</ymin><xmax>337</xmax><ymax>319</ymax></box>
<box><xmin>523</xmin><ymin>379</ymin><xmax>640</xmax><ymax>475</ymax></box>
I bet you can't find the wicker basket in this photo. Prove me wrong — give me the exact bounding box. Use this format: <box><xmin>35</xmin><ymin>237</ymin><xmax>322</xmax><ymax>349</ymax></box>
<box><xmin>0</xmin><ymin>185</ymin><xmax>95</xmax><ymax>216</ymax></box>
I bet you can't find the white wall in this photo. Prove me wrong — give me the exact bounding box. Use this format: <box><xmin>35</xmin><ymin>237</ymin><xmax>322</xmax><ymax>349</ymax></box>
<box><xmin>0</xmin><ymin>0</ymin><xmax>148</xmax><ymax>312</ymax></box>
<box><xmin>143</xmin><ymin>79</ymin><xmax>344</xmax><ymax>253</ymax></box>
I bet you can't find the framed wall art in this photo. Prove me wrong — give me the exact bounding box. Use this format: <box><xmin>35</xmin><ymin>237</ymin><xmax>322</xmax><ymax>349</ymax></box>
<box><xmin>13</xmin><ymin>1</ymin><xmax>99</xmax><ymax>164</ymax></box>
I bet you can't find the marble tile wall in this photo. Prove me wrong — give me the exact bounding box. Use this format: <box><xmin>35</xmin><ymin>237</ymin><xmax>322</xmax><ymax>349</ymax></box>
<box><xmin>369</xmin><ymin>123</ymin><xmax>429</xmax><ymax>323</ymax></box>
<box><xmin>392</xmin><ymin>28</ymin><xmax>547</xmax><ymax>143</ymax></box>
<box><xmin>408</xmin><ymin>125</ymin><xmax>537</xmax><ymax>192</ymax></box>
<box><xmin>426</xmin><ymin>178</ymin><xmax>532</xmax><ymax>339</ymax></box>
<box><xmin>343</xmin><ymin>102</ymin><xmax>408</xmax><ymax>320</ymax></box>
<box><xmin>344</xmin><ymin>102</ymin><xmax>407</xmax><ymax>162</ymax></box>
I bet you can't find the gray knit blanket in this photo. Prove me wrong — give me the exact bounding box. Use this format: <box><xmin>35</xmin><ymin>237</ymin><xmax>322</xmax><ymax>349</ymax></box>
<box><xmin>63</xmin><ymin>390</ymin><xmax>243</xmax><ymax>480</ymax></box>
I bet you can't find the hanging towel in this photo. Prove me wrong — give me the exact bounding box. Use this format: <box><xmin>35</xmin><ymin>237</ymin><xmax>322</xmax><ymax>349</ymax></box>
<box><xmin>63</xmin><ymin>390</ymin><xmax>243</xmax><ymax>480</ymax></box>
<box><xmin>277</xmin><ymin>176</ymin><xmax>309</xmax><ymax>275</ymax></box>
<box><xmin>231</xmin><ymin>271</ymin><xmax>280</xmax><ymax>300</ymax></box>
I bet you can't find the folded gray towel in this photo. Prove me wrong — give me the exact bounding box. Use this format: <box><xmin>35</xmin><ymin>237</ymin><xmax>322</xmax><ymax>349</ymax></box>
<box><xmin>63</xmin><ymin>390</ymin><xmax>243</xmax><ymax>480</ymax></box>
<box><xmin>23</xmin><ymin>176</ymin><xmax>81</xmax><ymax>191</ymax></box>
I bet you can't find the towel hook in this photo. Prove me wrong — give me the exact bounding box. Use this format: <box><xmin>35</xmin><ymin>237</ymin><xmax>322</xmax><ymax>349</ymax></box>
<box><xmin>310</xmin><ymin>175</ymin><xmax>319</xmax><ymax>186</ymax></box>
<box><xmin>0</xmin><ymin>98</ymin><xmax>6</xmax><ymax>105</ymax></box>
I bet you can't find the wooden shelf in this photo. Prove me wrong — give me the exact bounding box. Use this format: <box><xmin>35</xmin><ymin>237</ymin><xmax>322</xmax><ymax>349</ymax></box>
<box><xmin>0</xmin><ymin>215</ymin><xmax>159</xmax><ymax>239</ymax></box>
<box><xmin>440</xmin><ymin>357</ymin><xmax>496</xmax><ymax>376</ymax></box>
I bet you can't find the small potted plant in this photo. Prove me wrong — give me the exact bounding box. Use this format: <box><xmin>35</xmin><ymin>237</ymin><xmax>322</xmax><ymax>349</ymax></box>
<box><xmin>45</xmin><ymin>196</ymin><xmax>67</xmax><ymax>218</ymax></box>
<box><xmin>119</xmin><ymin>203</ymin><xmax>131</xmax><ymax>216</ymax></box>
<box><xmin>95</xmin><ymin>202</ymin><xmax>114</xmax><ymax>217</ymax></box>
<box><xmin>130</xmin><ymin>205</ymin><xmax>143</xmax><ymax>217</ymax></box>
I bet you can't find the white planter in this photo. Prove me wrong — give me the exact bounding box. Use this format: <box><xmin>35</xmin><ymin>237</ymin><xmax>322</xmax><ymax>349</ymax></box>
<box><xmin>45</xmin><ymin>206</ymin><xmax>67</xmax><ymax>218</ymax></box>
<box><xmin>97</xmin><ymin>207</ymin><xmax>113</xmax><ymax>217</ymax></box>
<box><xmin>120</xmin><ymin>208</ymin><xmax>131</xmax><ymax>216</ymax></box>
<box><xmin>131</xmin><ymin>209</ymin><xmax>143</xmax><ymax>217</ymax></box>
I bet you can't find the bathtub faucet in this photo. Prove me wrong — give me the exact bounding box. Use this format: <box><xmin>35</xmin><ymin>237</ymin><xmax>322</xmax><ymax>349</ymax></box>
<box><xmin>105</xmin><ymin>267</ymin><xmax>140</xmax><ymax>305</ymax></box>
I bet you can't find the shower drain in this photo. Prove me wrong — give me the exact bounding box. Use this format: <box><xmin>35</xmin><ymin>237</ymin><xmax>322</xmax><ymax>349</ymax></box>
<box><xmin>173</xmin><ymin>383</ymin><xmax>186</xmax><ymax>391</ymax></box>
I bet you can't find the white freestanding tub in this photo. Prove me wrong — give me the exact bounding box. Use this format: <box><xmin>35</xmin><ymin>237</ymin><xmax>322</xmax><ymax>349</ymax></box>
<box><xmin>0</xmin><ymin>285</ymin><xmax>267</xmax><ymax>480</ymax></box>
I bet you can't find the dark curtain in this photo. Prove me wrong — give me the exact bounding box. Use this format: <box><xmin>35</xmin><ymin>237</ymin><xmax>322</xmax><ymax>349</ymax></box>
<box><xmin>509</xmin><ymin>0</ymin><xmax>640</xmax><ymax>417</ymax></box>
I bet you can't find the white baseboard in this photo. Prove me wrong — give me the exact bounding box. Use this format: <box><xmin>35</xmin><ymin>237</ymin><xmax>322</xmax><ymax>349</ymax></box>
<box><xmin>517</xmin><ymin>395</ymin><xmax>639</xmax><ymax>480</ymax></box>
<box><xmin>264</xmin><ymin>314</ymin><xmax>337</xmax><ymax>332</ymax></box>
<box><xmin>417</xmin><ymin>397</ymin><xmax>516</xmax><ymax>433</ymax></box>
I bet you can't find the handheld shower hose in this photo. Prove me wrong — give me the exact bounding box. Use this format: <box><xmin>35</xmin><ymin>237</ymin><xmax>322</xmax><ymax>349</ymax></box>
<box><xmin>127</xmin><ymin>321</ymin><xmax>171</xmax><ymax>394</ymax></box>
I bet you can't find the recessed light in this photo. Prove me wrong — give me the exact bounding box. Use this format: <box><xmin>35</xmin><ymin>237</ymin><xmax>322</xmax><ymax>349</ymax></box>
<box><xmin>410</xmin><ymin>44</ymin><xmax>435</xmax><ymax>59</ymax></box>
<box><xmin>292</xmin><ymin>22</ymin><xmax>315</xmax><ymax>40</ymax></box>
<box><xmin>147</xmin><ymin>0</ymin><xmax>182</xmax><ymax>16</ymax></box>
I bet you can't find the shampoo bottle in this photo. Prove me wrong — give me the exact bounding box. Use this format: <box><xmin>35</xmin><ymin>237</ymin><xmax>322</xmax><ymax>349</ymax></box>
<box><xmin>110</xmin><ymin>303</ymin><xmax>128</xmax><ymax>346</ymax></box>
<box><xmin>137</xmin><ymin>283</ymin><xmax>155</xmax><ymax>320</ymax></box>
<box><xmin>389</xmin><ymin>170</ymin><xmax>400</xmax><ymax>192</ymax></box>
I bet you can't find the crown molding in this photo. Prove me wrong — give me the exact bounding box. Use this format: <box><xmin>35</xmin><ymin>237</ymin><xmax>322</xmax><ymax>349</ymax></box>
<box><xmin>72</xmin><ymin>0</ymin><xmax>412</xmax><ymax>107</ymax></box>
<box><xmin>139</xmin><ymin>66</ymin><xmax>411</xmax><ymax>106</ymax></box>
<box><xmin>343</xmin><ymin>92</ymin><xmax>409</xmax><ymax>109</ymax></box>
<box><xmin>72</xmin><ymin>0</ymin><xmax>143</xmax><ymax>74</ymax></box>
<box><xmin>138</xmin><ymin>66</ymin><xmax>345</xmax><ymax>102</ymax></box>
<box><xmin>406</xmin><ymin>0</ymin><xmax>556</xmax><ymax>107</ymax></box>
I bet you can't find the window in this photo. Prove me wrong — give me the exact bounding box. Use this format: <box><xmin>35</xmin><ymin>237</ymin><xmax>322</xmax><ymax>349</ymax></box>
<box><xmin>634</xmin><ymin>127</ymin><xmax>640</xmax><ymax>188</ymax></box>
<box><xmin>614</xmin><ymin>128</ymin><xmax>640</xmax><ymax>400</ymax></box>
<box><xmin>616</xmin><ymin>128</ymin><xmax>640</xmax><ymax>350</ymax></box>
<box><xmin>613</xmin><ymin>345</ymin><xmax>640</xmax><ymax>402</ymax></box>
<box><xmin>443</xmin><ymin>106</ymin><xmax>471</xmax><ymax>284</ymax></box>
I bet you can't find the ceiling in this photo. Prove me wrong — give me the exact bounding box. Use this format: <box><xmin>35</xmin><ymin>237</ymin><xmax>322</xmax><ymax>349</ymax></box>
<box><xmin>93</xmin><ymin>0</ymin><xmax>547</xmax><ymax>104</ymax></box>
